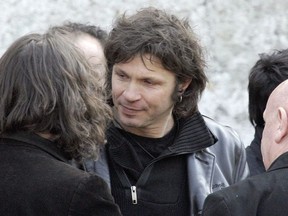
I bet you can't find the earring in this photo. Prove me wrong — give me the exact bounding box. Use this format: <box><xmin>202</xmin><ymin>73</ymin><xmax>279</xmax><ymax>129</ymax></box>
<box><xmin>178</xmin><ymin>95</ymin><xmax>183</xmax><ymax>103</ymax></box>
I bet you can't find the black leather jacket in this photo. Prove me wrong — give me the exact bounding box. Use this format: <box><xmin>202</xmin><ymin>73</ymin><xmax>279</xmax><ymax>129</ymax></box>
<box><xmin>85</xmin><ymin>115</ymin><xmax>249</xmax><ymax>216</ymax></box>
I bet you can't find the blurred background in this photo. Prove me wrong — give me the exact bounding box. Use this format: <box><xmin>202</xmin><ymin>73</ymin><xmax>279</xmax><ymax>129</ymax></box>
<box><xmin>1</xmin><ymin>0</ymin><xmax>287</xmax><ymax>146</ymax></box>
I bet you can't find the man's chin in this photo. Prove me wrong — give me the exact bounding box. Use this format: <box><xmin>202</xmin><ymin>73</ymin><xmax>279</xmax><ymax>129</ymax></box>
<box><xmin>120</xmin><ymin>121</ymin><xmax>140</xmax><ymax>128</ymax></box>
<box><xmin>118</xmin><ymin>117</ymin><xmax>141</xmax><ymax>128</ymax></box>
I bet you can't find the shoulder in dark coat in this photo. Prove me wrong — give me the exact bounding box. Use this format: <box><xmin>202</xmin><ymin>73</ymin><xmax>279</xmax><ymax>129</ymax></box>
<box><xmin>0</xmin><ymin>132</ymin><xmax>122</xmax><ymax>216</ymax></box>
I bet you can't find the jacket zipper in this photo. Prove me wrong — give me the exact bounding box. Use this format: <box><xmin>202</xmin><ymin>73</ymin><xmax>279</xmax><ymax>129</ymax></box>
<box><xmin>131</xmin><ymin>186</ymin><xmax>137</xmax><ymax>204</ymax></box>
<box><xmin>127</xmin><ymin>154</ymin><xmax>188</xmax><ymax>205</ymax></box>
<box><xmin>114</xmin><ymin>152</ymin><xmax>192</xmax><ymax>205</ymax></box>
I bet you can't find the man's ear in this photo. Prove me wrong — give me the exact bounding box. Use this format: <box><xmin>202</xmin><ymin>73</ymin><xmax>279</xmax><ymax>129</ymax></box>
<box><xmin>178</xmin><ymin>78</ymin><xmax>192</xmax><ymax>93</ymax></box>
<box><xmin>275</xmin><ymin>107</ymin><xmax>288</xmax><ymax>143</ymax></box>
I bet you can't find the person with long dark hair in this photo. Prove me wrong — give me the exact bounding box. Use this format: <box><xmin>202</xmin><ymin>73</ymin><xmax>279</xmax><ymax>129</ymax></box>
<box><xmin>0</xmin><ymin>31</ymin><xmax>121</xmax><ymax>216</ymax></box>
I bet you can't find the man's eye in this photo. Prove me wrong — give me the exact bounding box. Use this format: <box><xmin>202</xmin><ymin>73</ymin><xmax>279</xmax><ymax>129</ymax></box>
<box><xmin>116</xmin><ymin>72</ymin><xmax>127</xmax><ymax>80</ymax></box>
<box><xmin>144</xmin><ymin>79</ymin><xmax>153</xmax><ymax>85</ymax></box>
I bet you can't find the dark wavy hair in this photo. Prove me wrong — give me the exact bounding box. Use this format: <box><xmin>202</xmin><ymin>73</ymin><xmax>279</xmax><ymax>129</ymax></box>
<box><xmin>105</xmin><ymin>7</ymin><xmax>207</xmax><ymax>118</ymax></box>
<box><xmin>0</xmin><ymin>31</ymin><xmax>112</xmax><ymax>160</ymax></box>
<box><xmin>248</xmin><ymin>49</ymin><xmax>288</xmax><ymax>127</ymax></box>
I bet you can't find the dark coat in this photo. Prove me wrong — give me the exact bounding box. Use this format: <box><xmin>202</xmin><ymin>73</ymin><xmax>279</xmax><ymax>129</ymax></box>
<box><xmin>202</xmin><ymin>152</ymin><xmax>288</xmax><ymax>216</ymax></box>
<box><xmin>245</xmin><ymin>126</ymin><xmax>266</xmax><ymax>176</ymax></box>
<box><xmin>0</xmin><ymin>132</ymin><xmax>122</xmax><ymax>216</ymax></box>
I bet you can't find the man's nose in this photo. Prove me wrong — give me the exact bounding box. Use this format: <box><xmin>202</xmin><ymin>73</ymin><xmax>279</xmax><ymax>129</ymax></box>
<box><xmin>122</xmin><ymin>83</ymin><xmax>141</xmax><ymax>101</ymax></box>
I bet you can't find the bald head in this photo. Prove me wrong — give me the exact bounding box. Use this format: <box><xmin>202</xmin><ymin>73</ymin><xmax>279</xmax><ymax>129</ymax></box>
<box><xmin>267</xmin><ymin>79</ymin><xmax>288</xmax><ymax>112</ymax></box>
<box><xmin>261</xmin><ymin>79</ymin><xmax>288</xmax><ymax>170</ymax></box>
<box><xmin>48</xmin><ymin>23</ymin><xmax>108</xmax><ymax>85</ymax></box>
<box><xmin>74</xmin><ymin>33</ymin><xmax>106</xmax><ymax>85</ymax></box>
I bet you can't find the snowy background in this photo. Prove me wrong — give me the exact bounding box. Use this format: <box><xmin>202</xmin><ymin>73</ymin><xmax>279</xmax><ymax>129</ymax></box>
<box><xmin>1</xmin><ymin>0</ymin><xmax>288</xmax><ymax>146</ymax></box>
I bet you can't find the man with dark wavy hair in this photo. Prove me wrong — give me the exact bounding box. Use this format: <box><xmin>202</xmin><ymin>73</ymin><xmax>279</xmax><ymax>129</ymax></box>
<box><xmin>0</xmin><ymin>31</ymin><xmax>122</xmax><ymax>215</ymax></box>
<box><xmin>85</xmin><ymin>7</ymin><xmax>249</xmax><ymax>216</ymax></box>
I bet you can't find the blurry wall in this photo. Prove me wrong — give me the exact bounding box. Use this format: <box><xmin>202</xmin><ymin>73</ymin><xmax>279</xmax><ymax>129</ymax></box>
<box><xmin>1</xmin><ymin>0</ymin><xmax>288</xmax><ymax>145</ymax></box>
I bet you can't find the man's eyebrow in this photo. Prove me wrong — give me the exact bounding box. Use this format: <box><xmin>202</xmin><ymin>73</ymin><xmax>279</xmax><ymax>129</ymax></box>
<box><xmin>113</xmin><ymin>67</ymin><xmax>125</xmax><ymax>73</ymax></box>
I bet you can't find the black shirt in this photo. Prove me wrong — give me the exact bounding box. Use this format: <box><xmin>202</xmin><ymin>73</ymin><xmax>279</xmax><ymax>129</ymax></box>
<box><xmin>106</xmin><ymin>112</ymin><xmax>216</xmax><ymax>216</ymax></box>
<box><xmin>108</xmin><ymin>121</ymin><xmax>190</xmax><ymax>216</ymax></box>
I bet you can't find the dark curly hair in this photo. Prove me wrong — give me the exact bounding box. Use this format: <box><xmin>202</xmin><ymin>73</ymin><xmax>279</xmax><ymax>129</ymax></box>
<box><xmin>0</xmin><ymin>31</ymin><xmax>112</xmax><ymax>160</ymax></box>
<box><xmin>105</xmin><ymin>7</ymin><xmax>207</xmax><ymax>118</ymax></box>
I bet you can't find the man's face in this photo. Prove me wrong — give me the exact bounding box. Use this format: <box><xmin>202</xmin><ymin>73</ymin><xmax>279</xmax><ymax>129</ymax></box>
<box><xmin>75</xmin><ymin>34</ymin><xmax>106</xmax><ymax>85</ymax></box>
<box><xmin>111</xmin><ymin>55</ymin><xmax>176</xmax><ymax>137</ymax></box>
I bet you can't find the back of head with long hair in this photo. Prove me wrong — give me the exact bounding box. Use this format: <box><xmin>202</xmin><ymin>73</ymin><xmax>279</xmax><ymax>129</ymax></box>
<box><xmin>105</xmin><ymin>7</ymin><xmax>207</xmax><ymax>118</ymax></box>
<box><xmin>0</xmin><ymin>31</ymin><xmax>112</xmax><ymax>160</ymax></box>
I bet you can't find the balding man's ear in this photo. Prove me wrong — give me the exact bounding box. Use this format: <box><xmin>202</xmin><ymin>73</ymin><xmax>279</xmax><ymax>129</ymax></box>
<box><xmin>275</xmin><ymin>107</ymin><xmax>288</xmax><ymax>143</ymax></box>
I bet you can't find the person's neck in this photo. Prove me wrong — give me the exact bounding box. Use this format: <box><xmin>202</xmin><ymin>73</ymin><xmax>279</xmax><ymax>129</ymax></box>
<box><xmin>118</xmin><ymin>116</ymin><xmax>174</xmax><ymax>138</ymax></box>
<box><xmin>35</xmin><ymin>132</ymin><xmax>56</xmax><ymax>141</ymax></box>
